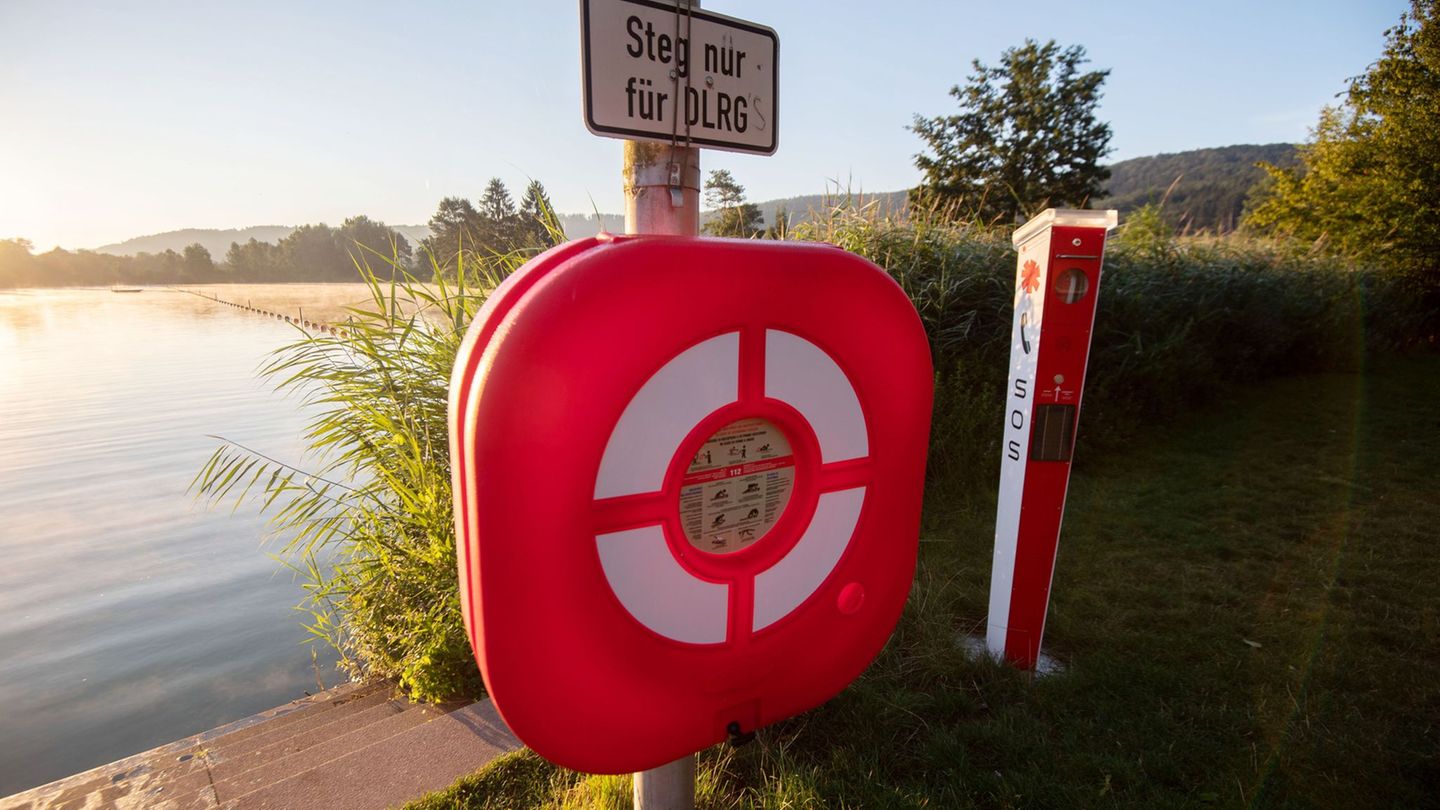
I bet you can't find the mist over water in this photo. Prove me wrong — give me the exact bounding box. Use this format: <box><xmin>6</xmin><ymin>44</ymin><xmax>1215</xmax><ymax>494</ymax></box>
<box><xmin>0</xmin><ymin>286</ymin><xmax>373</xmax><ymax>795</ymax></box>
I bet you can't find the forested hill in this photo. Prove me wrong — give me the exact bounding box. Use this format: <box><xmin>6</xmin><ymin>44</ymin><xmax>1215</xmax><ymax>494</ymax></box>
<box><xmin>733</xmin><ymin>190</ymin><xmax>909</xmax><ymax>231</ymax></box>
<box><xmin>733</xmin><ymin>145</ymin><xmax>1297</xmax><ymax>233</ymax></box>
<box><xmin>95</xmin><ymin>225</ymin><xmax>433</xmax><ymax>258</ymax></box>
<box><xmin>1096</xmin><ymin>143</ymin><xmax>1298</xmax><ymax>232</ymax></box>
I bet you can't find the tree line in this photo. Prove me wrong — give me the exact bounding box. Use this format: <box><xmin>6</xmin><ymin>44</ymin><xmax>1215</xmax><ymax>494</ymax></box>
<box><xmin>0</xmin><ymin>237</ymin><xmax>220</xmax><ymax>288</ymax></box>
<box><xmin>0</xmin><ymin>215</ymin><xmax>415</xmax><ymax>288</ymax></box>
<box><xmin>0</xmin><ymin>179</ymin><xmax>567</xmax><ymax>288</ymax></box>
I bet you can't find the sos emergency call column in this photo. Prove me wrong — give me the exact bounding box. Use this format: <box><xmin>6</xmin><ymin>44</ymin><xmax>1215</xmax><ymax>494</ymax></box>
<box><xmin>986</xmin><ymin>208</ymin><xmax>1118</xmax><ymax>670</ymax></box>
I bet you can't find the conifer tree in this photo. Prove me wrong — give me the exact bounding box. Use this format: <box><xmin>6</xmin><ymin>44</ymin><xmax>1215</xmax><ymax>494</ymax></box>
<box><xmin>517</xmin><ymin>180</ymin><xmax>563</xmax><ymax>248</ymax></box>
<box><xmin>703</xmin><ymin>169</ymin><xmax>764</xmax><ymax>238</ymax></box>
<box><xmin>477</xmin><ymin>178</ymin><xmax>518</xmax><ymax>250</ymax></box>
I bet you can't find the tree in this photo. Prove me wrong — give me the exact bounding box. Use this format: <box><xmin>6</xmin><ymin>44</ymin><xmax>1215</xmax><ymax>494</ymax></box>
<box><xmin>911</xmin><ymin>39</ymin><xmax>1113</xmax><ymax>223</ymax></box>
<box><xmin>225</xmin><ymin>238</ymin><xmax>285</xmax><ymax>281</ymax></box>
<box><xmin>703</xmin><ymin>169</ymin><xmax>764</xmax><ymax>238</ymax></box>
<box><xmin>1246</xmin><ymin>1</ymin><xmax>1439</xmax><ymax>277</ymax></box>
<box><xmin>423</xmin><ymin>197</ymin><xmax>480</xmax><ymax>278</ymax></box>
<box><xmin>338</xmin><ymin>216</ymin><xmax>412</xmax><ymax>277</ymax></box>
<box><xmin>477</xmin><ymin>178</ymin><xmax>519</xmax><ymax>250</ymax></box>
<box><xmin>0</xmin><ymin>238</ymin><xmax>35</xmax><ymax>287</ymax></box>
<box><xmin>182</xmin><ymin>243</ymin><xmax>215</xmax><ymax>281</ymax></box>
<box><xmin>281</xmin><ymin>224</ymin><xmax>348</xmax><ymax>280</ymax></box>
<box><xmin>517</xmin><ymin>180</ymin><xmax>564</xmax><ymax>248</ymax></box>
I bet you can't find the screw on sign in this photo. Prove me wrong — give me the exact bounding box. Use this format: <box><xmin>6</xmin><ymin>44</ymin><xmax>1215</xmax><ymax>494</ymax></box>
<box><xmin>986</xmin><ymin>208</ymin><xmax>1118</xmax><ymax>671</ymax></box>
<box><xmin>447</xmin><ymin>235</ymin><xmax>933</xmax><ymax>774</ymax></box>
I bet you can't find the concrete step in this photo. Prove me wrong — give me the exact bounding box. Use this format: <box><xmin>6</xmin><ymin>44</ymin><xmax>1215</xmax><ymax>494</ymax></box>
<box><xmin>0</xmin><ymin>683</ymin><xmax>519</xmax><ymax>810</ymax></box>
<box><xmin>0</xmin><ymin>754</ymin><xmax>215</xmax><ymax>810</ymax></box>
<box><xmin>205</xmin><ymin>688</ymin><xmax>397</xmax><ymax>762</ymax></box>
<box><xmin>210</xmin><ymin>701</ymin><xmax>462</xmax><ymax>800</ymax></box>
<box><xmin>224</xmin><ymin>700</ymin><xmax>521</xmax><ymax>810</ymax></box>
<box><xmin>209</xmin><ymin>699</ymin><xmax>409</xmax><ymax>784</ymax></box>
<box><xmin>200</xmin><ymin>682</ymin><xmax>387</xmax><ymax>752</ymax></box>
<box><xmin>0</xmin><ymin>682</ymin><xmax>374</xmax><ymax>810</ymax></box>
<box><xmin>118</xmin><ymin>684</ymin><xmax>400</xmax><ymax>808</ymax></box>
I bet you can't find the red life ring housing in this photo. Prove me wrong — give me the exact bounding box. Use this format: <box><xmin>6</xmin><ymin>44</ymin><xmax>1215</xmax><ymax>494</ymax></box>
<box><xmin>449</xmin><ymin>235</ymin><xmax>932</xmax><ymax>774</ymax></box>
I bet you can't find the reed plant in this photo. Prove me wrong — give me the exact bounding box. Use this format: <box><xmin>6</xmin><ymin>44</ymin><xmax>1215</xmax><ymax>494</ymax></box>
<box><xmin>193</xmin><ymin>244</ymin><xmax>524</xmax><ymax>701</ymax></box>
<box><xmin>795</xmin><ymin>200</ymin><xmax>1429</xmax><ymax>521</ymax></box>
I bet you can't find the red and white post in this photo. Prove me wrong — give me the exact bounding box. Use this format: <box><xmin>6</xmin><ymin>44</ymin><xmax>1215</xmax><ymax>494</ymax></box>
<box><xmin>986</xmin><ymin>208</ymin><xmax>1118</xmax><ymax>670</ymax></box>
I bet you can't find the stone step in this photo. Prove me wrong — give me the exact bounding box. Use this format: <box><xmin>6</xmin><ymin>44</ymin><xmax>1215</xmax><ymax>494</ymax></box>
<box><xmin>225</xmin><ymin>700</ymin><xmax>521</xmax><ymax>810</ymax></box>
<box><xmin>0</xmin><ymin>682</ymin><xmax>375</xmax><ymax>810</ymax></box>
<box><xmin>210</xmin><ymin>701</ymin><xmax>462</xmax><ymax>800</ymax></box>
<box><xmin>205</xmin><ymin>688</ymin><xmax>397</xmax><ymax>762</ymax></box>
<box><xmin>201</xmin><ymin>682</ymin><xmax>386</xmax><ymax>751</ymax></box>
<box><xmin>0</xmin><ymin>684</ymin><xmax>519</xmax><ymax>810</ymax></box>
<box><xmin>208</xmin><ymin>699</ymin><xmax>409</xmax><ymax>784</ymax></box>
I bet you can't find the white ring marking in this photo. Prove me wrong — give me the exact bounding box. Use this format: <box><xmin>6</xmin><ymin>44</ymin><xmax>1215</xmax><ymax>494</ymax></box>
<box><xmin>753</xmin><ymin>487</ymin><xmax>866</xmax><ymax>631</ymax></box>
<box><xmin>596</xmin><ymin>525</ymin><xmax>730</xmax><ymax>644</ymax></box>
<box><xmin>595</xmin><ymin>333</ymin><xmax>739</xmax><ymax>499</ymax></box>
<box><xmin>765</xmin><ymin>330</ymin><xmax>867</xmax><ymax>462</ymax></box>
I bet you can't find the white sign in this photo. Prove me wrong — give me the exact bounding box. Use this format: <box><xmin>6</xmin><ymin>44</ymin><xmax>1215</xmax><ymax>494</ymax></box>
<box><xmin>581</xmin><ymin>0</ymin><xmax>778</xmax><ymax>155</ymax></box>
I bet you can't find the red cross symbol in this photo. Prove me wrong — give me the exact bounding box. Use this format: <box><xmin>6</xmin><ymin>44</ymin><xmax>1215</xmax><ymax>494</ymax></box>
<box><xmin>1020</xmin><ymin>260</ymin><xmax>1041</xmax><ymax>294</ymax></box>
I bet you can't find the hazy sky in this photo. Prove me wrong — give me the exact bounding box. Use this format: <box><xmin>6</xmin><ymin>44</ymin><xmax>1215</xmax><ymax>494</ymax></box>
<box><xmin>0</xmin><ymin>0</ymin><xmax>1408</xmax><ymax>251</ymax></box>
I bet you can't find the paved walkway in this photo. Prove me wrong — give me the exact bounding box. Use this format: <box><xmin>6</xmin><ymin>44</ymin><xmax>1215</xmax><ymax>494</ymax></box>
<box><xmin>0</xmin><ymin>681</ymin><xmax>520</xmax><ymax>809</ymax></box>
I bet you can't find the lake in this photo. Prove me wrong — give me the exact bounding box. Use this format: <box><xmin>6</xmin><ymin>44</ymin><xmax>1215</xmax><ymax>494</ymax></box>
<box><xmin>0</xmin><ymin>284</ymin><xmax>382</xmax><ymax>795</ymax></box>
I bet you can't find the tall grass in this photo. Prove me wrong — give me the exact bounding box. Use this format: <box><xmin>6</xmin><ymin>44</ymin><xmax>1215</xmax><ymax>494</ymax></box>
<box><xmin>196</xmin><ymin>203</ymin><xmax>1430</xmax><ymax>704</ymax></box>
<box><xmin>794</xmin><ymin>201</ymin><xmax>1431</xmax><ymax>522</ymax></box>
<box><xmin>192</xmin><ymin>246</ymin><xmax>521</xmax><ymax>701</ymax></box>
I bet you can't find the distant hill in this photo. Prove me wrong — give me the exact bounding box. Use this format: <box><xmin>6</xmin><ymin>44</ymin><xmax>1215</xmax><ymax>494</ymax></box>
<box><xmin>557</xmin><ymin>212</ymin><xmax>625</xmax><ymax>237</ymax></box>
<box><xmin>742</xmin><ymin>146</ymin><xmax>1298</xmax><ymax>234</ymax></box>
<box><xmin>96</xmin><ymin>225</ymin><xmax>434</xmax><ymax>258</ymax></box>
<box><xmin>89</xmin><ymin>145</ymin><xmax>1296</xmax><ymax>255</ymax></box>
<box><xmin>93</xmin><ymin>217</ymin><xmax>631</xmax><ymax>257</ymax></box>
<box><xmin>96</xmin><ymin>226</ymin><xmax>298</xmax><ymax>257</ymax></box>
<box><xmin>723</xmin><ymin>190</ymin><xmax>909</xmax><ymax>231</ymax></box>
<box><xmin>1097</xmin><ymin>143</ymin><xmax>1298</xmax><ymax>232</ymax></box>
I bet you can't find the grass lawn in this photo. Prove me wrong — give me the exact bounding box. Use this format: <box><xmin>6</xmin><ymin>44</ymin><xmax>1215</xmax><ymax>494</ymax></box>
<box><xmin>410</xmin><ymin>354</ymin><xmax>1440</xmax><ymax>809</ymax></box>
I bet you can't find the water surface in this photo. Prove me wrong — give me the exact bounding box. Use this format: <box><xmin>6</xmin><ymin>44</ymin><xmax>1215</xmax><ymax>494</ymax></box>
<box><xmin>0</xmin><ymin>285</ymin><xmax>376</xmax><ymax>795</ymax></box>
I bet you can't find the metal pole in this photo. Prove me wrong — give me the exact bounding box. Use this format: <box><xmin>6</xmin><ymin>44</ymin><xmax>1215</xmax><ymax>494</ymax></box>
<box><xmin>622</xmin><ymin>135</ymin><xmax>701</xmax><ymax>810</ymax></box>
<box><xmin>623</xmin><ymin>140</ymin><xmax>701</xmax><ymax>236</ymax></box>
<box><xmin>625</xmin><ymin>5</ymin><xmax>699</xmax><ymax>805</ymax></box>
<box><xmin>633</xmin><ymin>752</ymin><xmax>695</xmax><ymax>810</ymax></box>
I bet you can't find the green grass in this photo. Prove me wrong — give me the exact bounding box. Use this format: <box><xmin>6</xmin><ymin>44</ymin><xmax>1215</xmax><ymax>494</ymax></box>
<box><xmin>408</xmin><ymin>354</ymin><xmax>1440</xmax><ymax>809</ymax></box>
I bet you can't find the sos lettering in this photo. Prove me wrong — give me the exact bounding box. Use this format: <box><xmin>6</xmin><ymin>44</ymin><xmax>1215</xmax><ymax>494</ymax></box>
<box><xmin>1006</xmin><ymin>378</ymin><xmax>1029</xmax><ymax>461</ymax></box>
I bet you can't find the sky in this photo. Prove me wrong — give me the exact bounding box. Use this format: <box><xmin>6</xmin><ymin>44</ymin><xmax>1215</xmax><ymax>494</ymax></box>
<box><xmin>0</xmin><ymin>0</ymin><xmax>1410</xmax><ymax>251</ymax></box>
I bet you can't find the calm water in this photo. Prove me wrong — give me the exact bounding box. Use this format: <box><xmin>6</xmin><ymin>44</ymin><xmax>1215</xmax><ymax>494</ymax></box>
<box><xmin>0</xmin><ymin>285</ymin><xmax>379</xmax><ymax>795</ymax></box>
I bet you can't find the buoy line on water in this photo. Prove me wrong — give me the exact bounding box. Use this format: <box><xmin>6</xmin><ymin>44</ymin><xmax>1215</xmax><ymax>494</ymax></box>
<box><xmin>169</xmin><ymin>288</ymin><xmax>351</xmax><ymax>338</ymax></box>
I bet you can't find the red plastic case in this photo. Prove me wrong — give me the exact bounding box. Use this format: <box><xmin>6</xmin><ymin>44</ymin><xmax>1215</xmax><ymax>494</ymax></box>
<box><xmin>449</xmin><ymin>235</ymin><xmax>932</xmax><ymax>774</ymax></box>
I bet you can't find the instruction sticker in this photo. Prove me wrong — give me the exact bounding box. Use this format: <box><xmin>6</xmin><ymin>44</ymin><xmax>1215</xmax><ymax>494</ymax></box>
<box><xmin>679</xmin><ymin>418</ymin><xmax>794</xmax><ymax>554</ymax></box>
